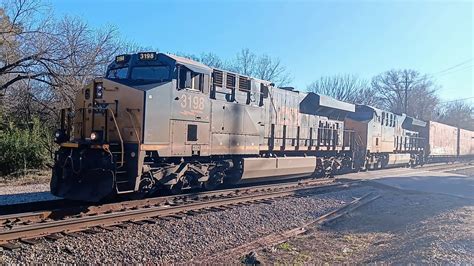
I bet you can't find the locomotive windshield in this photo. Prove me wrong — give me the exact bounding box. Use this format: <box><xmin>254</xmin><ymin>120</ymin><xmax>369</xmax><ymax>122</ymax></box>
<box><xmin>105</xmin><ymin>52</ymin><xmax>172</xmax><ymax>82</ymax></box>
<box><xmin>106</xmin><ymin>67</ymin><xmax>128</xmax><ymax>79</ymax></box>
<box><xmin>131</xmin><ymin>65</ymin><xmax>170</xmax><ymax>81</ymax></box>
<box><xmin>106</xmin><ymin>65</ymin><xmax>171</xmax><ymax>82</ymax></box>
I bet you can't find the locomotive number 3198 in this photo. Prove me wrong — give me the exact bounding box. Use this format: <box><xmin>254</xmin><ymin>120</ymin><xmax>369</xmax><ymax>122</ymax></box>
<box><xmin>180</xmin><ymin>94</ymin><xmax>205</xmax><ymax>111</ymax></box>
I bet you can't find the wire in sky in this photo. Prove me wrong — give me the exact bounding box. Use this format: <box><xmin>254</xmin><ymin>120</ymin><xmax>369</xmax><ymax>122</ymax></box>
<box><xmin>435</xmin><ymin>64</ymin><xmax>473</xmax><ymax>78</ymax></box>
<box><xmin>438</xmin><ymin>97</ymin><xmax>474</xmax><ymax>105</ymax></box>
<box><xmin>431</xmin><ymin>58</ymin><xmax>473</xmax><ymax>76</ymax></box>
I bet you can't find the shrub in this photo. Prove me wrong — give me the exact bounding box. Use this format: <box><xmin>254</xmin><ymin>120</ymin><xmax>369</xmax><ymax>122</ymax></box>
<box><xmin>0</xmin><ymin>118</ymin><xmax>52</xmax><ymax>176</ymax></box>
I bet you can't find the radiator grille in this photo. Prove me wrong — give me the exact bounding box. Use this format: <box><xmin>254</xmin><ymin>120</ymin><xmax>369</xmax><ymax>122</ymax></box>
<box><xmin>226</xmin><ymin>73</ymin><xmax>236</xmax><ymax>89</ymax></box>
<box><xmin>213</xmin><ymin>70</ymin><xmax>223</xmax><ymax>87</ymax></box>
<box><xmin>239</xmin><ymin>76</ymin><xmax>250</xmax><ymax>91</ymax></box>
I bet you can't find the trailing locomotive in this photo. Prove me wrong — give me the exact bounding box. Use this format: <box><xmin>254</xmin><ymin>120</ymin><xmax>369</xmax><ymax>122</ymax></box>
<box><xmin>345</xmin><ymin>105</ymin><xmax>426</xmax><ymax>169</ymax></box>
<box><xmin>51</xmin><ymin>52</ymin><xmax>474</xmax><ymax>202</ymax></box>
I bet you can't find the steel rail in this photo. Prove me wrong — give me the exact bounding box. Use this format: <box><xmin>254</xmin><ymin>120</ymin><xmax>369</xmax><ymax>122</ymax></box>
<box><xmin>0</xmin><ymin>179</ymin><xmax>335</xmax><ymax>227</ymax></box>
<box><xmin>0</xmin><ymin>181</ymin><xmax>357</xmax><ymax>244</ymax></box>
<box><xmin>2</xmin><ymin>161</ymin><xmax>469</xmax><ymax>225</ymax></box>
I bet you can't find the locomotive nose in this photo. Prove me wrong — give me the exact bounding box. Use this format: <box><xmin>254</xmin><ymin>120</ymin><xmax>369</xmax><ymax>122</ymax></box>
<box><xmin>51</xmin><ymin>146</ymin><xmax>115</xmax><ymax>202</ymax></box>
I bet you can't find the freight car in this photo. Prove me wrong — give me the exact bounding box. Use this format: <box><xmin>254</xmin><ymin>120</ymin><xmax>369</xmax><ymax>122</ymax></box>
<box><xmin>421</xmin><ymin>121</ymin><xmax>474</xmax><ymax>162</ymax></box>
<box><xmin>52</xmin><ymin>52</ymin><xmax>359</xmax><ymax>201</ymax></box>
<box><xmin>51</xmin><ymin>52</ymin><xmax>474</xmax><ymax>202</ymax></box>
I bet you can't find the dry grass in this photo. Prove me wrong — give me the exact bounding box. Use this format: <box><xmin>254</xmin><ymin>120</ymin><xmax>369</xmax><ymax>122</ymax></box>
<box><xmin>0</xmin><ymin>169</ymin><xmax>51</xmax><ymax>187</ymax></box>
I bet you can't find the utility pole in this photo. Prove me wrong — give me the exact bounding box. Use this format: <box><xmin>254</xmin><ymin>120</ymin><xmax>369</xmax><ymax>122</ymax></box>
<box><xmin>404</xmin><ymin>74</ymin><xmax>408</xmax><ymax>114</ymax></box>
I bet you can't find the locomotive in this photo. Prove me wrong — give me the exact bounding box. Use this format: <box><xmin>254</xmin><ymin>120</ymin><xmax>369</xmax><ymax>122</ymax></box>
<box><xmin>51</xmin><ymin>52</ymin><xmax>474</xmax><ymax>202</ymax></box>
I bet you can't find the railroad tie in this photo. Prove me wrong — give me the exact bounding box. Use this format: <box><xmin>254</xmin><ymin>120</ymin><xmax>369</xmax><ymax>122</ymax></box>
<box><xmin>20</xmin><ymin>238</ymin><xmax>41</xmax><ymax>245</ymax></box>
<box><xmin>44</xmin><ymin>233</ymin><xmax>63</xmax><ymax>241</ymax></box>
<box><xmin>0</xmin><ymin>242</ymin><xmax>21</xmax><ymax>250</ymax></box>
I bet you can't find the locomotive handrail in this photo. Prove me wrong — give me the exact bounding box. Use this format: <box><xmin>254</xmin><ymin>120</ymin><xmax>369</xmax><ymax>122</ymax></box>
<box><xmin>107</xmin><ymin>108</ymin><xmax>124</xmax><ymax>168</ymax></box>
<box><xmin>126</xmin><ymin>109</ymin><xmax>141</xmax><ymax>144</ymax></box>
<box><xmin>267</xmin><ymin>86</ymin><xmax>278</xmax><ymax>124</ymax></box>
<box><xmin>74</xmin><ymin>106</ymin><xmax>125</xmax><ymax>168</ymax></box>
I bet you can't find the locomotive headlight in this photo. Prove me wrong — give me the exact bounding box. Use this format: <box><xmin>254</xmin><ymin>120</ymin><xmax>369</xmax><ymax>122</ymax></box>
<box><xmin>55</xmin><ymin>131</ymin><xmax>61</xmax><ymax>138</ymax></box>
<box><xmin>90</xmin><ymin>131</ymin><xmax>99</xmax><ymax>141</ymax></box>
<box><xmin>95</xmin><ymin>82</ymin><xmax>104</xmax><ymax>99</ymax></box>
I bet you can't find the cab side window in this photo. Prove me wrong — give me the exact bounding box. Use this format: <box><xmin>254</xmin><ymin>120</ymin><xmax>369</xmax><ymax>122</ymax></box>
<box><xmin>178</xmin><ymin>65</ymin><xmax>203</xmax><ymax>92</ymax></box>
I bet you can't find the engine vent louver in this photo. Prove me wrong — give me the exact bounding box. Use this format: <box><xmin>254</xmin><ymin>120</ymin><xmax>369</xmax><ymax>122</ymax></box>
<box><xmin>226</xmin><ymin>73</ymin><xmax>236</xmax><ymax>89</ymax></box>
<box><xmin>213</xmin><ymin>70</ymin><xmax>223</xmax><ymax>87</ymax></box>
<box><xmin>239</xmin><ymin>76</ymin><xmax>250</xmax><ymax>91</ymax></box>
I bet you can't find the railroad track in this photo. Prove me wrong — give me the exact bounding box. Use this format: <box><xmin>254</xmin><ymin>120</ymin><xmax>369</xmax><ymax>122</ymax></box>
<box><xmin>1</xmin><ymin>159</ymin><xmax>469</xmax><ymax>249</ymax></box>
<box><xmin>0</xmin><ymin>179</ymin><xmax>361</xmax><ymax>249</ymax></box>
<box><xmin>0</xmin><ymin>178</ymin><xmax>333</xmax><ymax>225</ymax></box>
<box><xmin>1</xmin><ymin>160</ymin><xmax>469</xmax><ymax>220</ymax></box>
<box><xmin>421</xmin><ymin>162</ymin><xmax>474</xmax><ymax>172</ymax></box>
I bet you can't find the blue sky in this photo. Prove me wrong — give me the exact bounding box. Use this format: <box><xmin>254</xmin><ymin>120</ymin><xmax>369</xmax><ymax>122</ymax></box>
<box><xmin>50</xmin><ymin>0</ymin><xmax>473</xmax><ymax>102</ymax></box>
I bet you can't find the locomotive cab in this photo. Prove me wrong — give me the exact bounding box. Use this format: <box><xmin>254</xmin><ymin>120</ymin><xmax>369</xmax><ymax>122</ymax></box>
<box><xmin>51</xmin><ymin>52</ymin><xmax>211</xmax><ymax>201</ymax></box>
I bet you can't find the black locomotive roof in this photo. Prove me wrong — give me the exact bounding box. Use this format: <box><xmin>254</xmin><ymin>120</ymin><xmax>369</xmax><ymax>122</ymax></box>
<box><xmin>300</xmin><ymin>93</ymin><xmax>356</xmax><ymax>120</ymax></box>
<box><xmin>403</xmin><ymin>116</ymin><xmax>427</xmax><ymax>130</ymax></box>
<box><xmin>165</xmin><ymin>53</ymin><xmax>212</xmax><ymax>75</ymax></box>
<box><xmin>106</xmin><ymin>52</ymin><xmax>212</xmax><ymax>75</ymax></box>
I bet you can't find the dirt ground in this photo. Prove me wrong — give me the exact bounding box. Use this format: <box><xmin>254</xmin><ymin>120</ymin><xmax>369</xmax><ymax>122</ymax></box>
<box><xmin>0</xmin><ymin>169</ymin><xmax>50</xmax><ymax>187</ymax></box>
<box><xmin>251</xmin><ymin>177</ymin><xmax>473</xmax><ymax>264</ymax></box>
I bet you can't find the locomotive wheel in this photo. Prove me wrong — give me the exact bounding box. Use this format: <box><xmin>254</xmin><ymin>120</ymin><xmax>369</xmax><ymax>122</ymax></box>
<box><xmin>169</xmin><ymin>181</ymin><xmax>183</xmax><ymax>194</ymax></box>
<box><xmin>203</xmin><ymin>178</ymin><xmax>220</xmax><ymax>190</ymax></box>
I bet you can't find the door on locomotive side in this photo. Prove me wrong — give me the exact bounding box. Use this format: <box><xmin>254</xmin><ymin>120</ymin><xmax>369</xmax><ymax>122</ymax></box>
<box><xmin>371</xmin><ymin>111</ymin><xmax>382</xmax><ymax>153</ymax></box>
<box><xmin>170</xmin><ymin>63</ymin><xmax>212</xmax><ymax>157</ymax></box>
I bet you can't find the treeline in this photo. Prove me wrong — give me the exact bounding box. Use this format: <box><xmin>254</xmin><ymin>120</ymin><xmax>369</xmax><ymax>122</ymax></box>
<box><xmin>0</xmin><ymin>0</ymin><xmax>472</xmax><ymax>176</ymax></box>
<box><xmin>0</xmin><ymin>0</ymin><xmax>124</xmax><ymax>175</ymax></box>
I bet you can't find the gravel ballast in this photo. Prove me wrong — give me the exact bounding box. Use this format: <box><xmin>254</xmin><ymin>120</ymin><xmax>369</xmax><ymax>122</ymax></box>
<box><xmin>0</xmin><ymin>183</ymin><xmax>58</xmax><ymax>205</ymax></box>
<box><xmin>0</xmin><ymin>186</ymin><xmax>376</xmax><ymax>264</ymax></box>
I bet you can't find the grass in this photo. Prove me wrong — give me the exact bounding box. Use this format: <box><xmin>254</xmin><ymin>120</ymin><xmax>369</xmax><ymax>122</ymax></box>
<box><xmin>0</xmin><ymin>169</ymin><xmax>51</xmax><ymax>186</ymax></box>
<box><xmin>278</xmin><ymin>242</ymin><xmax>294</xmax><ymax>252</ymax></box>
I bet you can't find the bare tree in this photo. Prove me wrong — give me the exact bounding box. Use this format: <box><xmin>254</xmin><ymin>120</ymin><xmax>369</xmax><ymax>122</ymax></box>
<box><xmin>1</xmin><ymin>0</ymin><xmax>122</xmax><ymax>124</ymax></box>
<box><xmin>228</xmin><ymin>48</ymin><xmax>256</xmax><ymax>77</ymax></box>
<box><xmin>253</xmin><ymin>55</ymin><xmax>291</xmax><ymax>86</ymax></box>
<box><xmin>307</xmin><ymin>74</ymin><xmax>377</xmax><ymax>105</ymax></box>
<box><xmin>436</xmin><ymin>101</ymin><xmax>474</xmax><ymax>130</ymax></box>
<box><xmin>371</xmin><ymin>69</ymin><xmax>440</xmax><ymax>120</ymax></box>
<box><xmin>228</xmin><ymin>48</ymin><xmax>292</xmax><ymax>86</ymax></box>
<box><xmin>176</xmin><ymin>48</ymin><xmax>292</xmax><ymax>86</ymax></box>
<box><xmin>199</xmin><ymin>52</ymin><xmax>223</xmax><ymax>69</ymax></box>
<box><xmin>1</xmin><ymin>0</ymin><xmax>63</xmax><ymax>92</ymax></box>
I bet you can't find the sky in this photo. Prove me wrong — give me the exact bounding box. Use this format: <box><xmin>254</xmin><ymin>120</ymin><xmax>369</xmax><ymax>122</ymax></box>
<box><xmin>49</xmin><ymin>0</ymin><xmax>473</xmax><ymax>103</ymax></box>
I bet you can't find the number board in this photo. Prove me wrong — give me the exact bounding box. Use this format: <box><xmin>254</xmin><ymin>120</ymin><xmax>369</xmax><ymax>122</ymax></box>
<box><xmin>138</xmin><ymin>52</ymin><xmax>157</xmax><ymax>61</ymax></box>
<box><xmin>115</xmin><ymin>54</ymin><xmax>130</xmax><ymax>63</ymax></box>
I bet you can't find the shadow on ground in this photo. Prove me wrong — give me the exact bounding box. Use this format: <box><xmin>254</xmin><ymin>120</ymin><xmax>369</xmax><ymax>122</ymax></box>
<box><xmin>325</xmin><ymin>179</ymin><xmax>474</xmax><ymax>263</ymax></box>
<box><xmin>0</xmin><ymin>191</ymin><xmax>57</xmax><ymax>206</ymax></box>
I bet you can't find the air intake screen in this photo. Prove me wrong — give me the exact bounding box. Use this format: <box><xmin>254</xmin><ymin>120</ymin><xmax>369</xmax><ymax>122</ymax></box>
<box><xmin>226</xmin><ymin>73</ymin><xmax>236</xmax><ymax>89</ymax></box>
<box><xmin>239</xmin><ymin>76</ymin><xmax>250</xmax><ymax>91</ymax></box>
<box><xmin>213</xmin><ymin>70</ymin><xmax>223</xmax><ymax>87</ymax></box>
